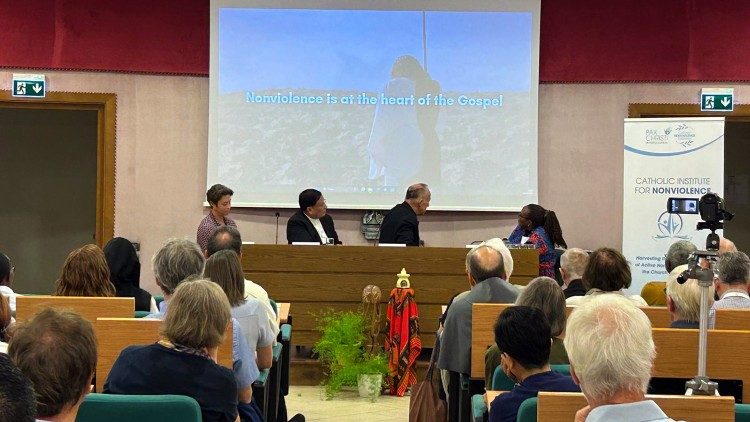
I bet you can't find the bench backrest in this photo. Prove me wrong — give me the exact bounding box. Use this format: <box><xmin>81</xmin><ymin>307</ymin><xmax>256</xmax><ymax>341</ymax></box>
<box><xmin>94</xmin><ymin>318</ymin><xmax>233</xmax><ymax>392</ymax></box>
<box><xmin>471</xmin><ymin>303</ymin><xmax>741</xmax><ymax>379</ymax></box>
<box><xmin>652</xmin><ymin>328</ymin><xmax>750</xmax><ymax>403</ymax></box>
<box><xmin>16</xmin><ymin>295</ymin><xmax>134</xmax><ymax>323</ymax></box>
<box><xmin>536</xmin><ymin>391</ymin><xmax>734</xmax><ymax>422</ymax></box>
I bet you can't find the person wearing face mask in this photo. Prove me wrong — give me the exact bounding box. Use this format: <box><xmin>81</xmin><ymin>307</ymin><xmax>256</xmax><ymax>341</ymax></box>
<box><xmin>488</xmin><ymin>306</ymin><xmax>579</xmax><ymax>422</ymax></box>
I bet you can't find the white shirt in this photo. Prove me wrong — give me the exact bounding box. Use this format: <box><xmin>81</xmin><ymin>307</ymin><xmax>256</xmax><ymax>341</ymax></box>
<box><xmin>0</xmin><ymin>285</ymin><xmax>16</xmax><ymax>312</ymax></box>
<box><xmin>244</xmin><ymin>279</ymin><xmax>280</xmax><ymax>337</ymax></box>
<box><xmin>304</xmin><ymin>214</ymin><xmax>329</xmax><ymax>244</ymax></box>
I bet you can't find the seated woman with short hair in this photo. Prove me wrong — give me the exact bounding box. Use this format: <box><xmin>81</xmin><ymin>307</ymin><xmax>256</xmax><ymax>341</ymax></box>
<box><xmin>104</xmin><ymin>279</ymin><xmax>240</xmax><ymax>422</ymax></box>
<box><xmin>485</xmin><ymin>276</ymin><xmax>569</xmax><ymax>386</ymax></box>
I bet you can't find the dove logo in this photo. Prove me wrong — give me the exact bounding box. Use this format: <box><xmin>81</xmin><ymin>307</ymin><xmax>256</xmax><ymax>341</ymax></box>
<box><xmin>654</xmin><ymin>211</ymin><xmax>691</xmax><ymax>240</ymax></box>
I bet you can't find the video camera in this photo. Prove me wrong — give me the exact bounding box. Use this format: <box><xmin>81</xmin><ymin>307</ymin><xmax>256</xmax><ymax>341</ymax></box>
<box><xmin>667</xmin><ymin>193</ymin><xmax>733</xmax><ymax>284</ymax></box>
<box><xmin>667</xmin><ymin>193</ymin><xmax>733</xmax><ymax>250</ymax></box>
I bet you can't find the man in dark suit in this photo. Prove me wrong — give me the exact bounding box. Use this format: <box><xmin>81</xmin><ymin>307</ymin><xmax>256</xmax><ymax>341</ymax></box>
<box><xmin>378</xmin><ymin>183</ymin><xmax>431</xmax><ymax>246</ymax></box>
<box><xmin>286</xmin><ymin>189</ymin><xmax>341</xmax><ymax>245</ymax></box>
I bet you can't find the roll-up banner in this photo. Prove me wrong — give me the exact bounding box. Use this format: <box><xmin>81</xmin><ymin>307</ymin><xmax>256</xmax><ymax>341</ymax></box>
<box><xmin>623</xmin><ymin>117</ymin><xmax>725</xmax><ymax>294</ymax></box>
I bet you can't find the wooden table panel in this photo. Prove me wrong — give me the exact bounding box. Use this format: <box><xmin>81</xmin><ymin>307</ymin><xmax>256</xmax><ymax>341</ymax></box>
<box><xmin>242</xmin><ymin>244</ymin><xmax>537</xmax><ymax>346</ymax></box>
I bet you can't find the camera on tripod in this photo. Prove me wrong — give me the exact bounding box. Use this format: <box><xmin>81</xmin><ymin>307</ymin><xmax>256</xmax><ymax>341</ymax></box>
<box><xmin>665</xmin><ymin>192</ymin><xmax>734</xmax><ymax>396</ymax></box>
<box><xmin>667</xmin><ymin>193</ymin><xmax>734</xmax><ymax>250</ymax></box>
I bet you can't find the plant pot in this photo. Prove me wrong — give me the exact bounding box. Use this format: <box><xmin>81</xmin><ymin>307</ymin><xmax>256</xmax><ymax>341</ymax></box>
<box><xmin>357</xmin><ymin>374</ymin><xmax>382</xmax><ymax>399</ymax></box>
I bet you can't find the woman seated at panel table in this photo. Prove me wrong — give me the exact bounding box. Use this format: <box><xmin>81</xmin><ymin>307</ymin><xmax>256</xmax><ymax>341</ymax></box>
<box><xmin>507</xmin><ymin>204</ymin><xmax>567</xmax><ymax>278</ymax></box>
<box><xmin>53</xmin><ymin>244</ymin><xmax>117</xmax><ymax>297</ymax></box>
<box><xmin>104</xmin><ymin>279</ymin><xmax>243</xmax><ymax>422</ymax></box>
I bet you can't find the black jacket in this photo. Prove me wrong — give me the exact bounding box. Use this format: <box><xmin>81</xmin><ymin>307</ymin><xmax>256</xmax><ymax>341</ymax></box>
<box><xmin>286</xmin><ymin>210</ymin><xmax>341</xmax><ymax>244</ymax></box>
<box><xmin>378</xmin><ymin>202</ymin><xmax>420</xmax><ymax>246</ymax></box>
<box><xmin>564</xmin><ymin>279</ymin><xmax>587</xmax><ymax>299</ymax></box>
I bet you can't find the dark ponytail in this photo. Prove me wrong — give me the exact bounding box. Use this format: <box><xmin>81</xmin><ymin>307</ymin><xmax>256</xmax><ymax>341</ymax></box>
<box><xmin>543</xmin><ymin>210</ymin><xmax>567</xmax><ymax>249</ymax></box>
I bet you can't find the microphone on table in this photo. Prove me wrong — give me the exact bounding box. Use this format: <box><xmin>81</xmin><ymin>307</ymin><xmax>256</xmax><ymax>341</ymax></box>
<box><xmin>275</xmin><ymin>212</ymin><xmax>280</xmax><ymax>244</ymax></box>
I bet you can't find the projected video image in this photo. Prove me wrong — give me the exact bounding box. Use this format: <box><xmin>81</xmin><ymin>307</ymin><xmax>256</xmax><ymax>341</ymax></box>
<box><xmin>210</xmin><ymin>7</ymin><xmax>537</xmax><ymax>210</ymax></box>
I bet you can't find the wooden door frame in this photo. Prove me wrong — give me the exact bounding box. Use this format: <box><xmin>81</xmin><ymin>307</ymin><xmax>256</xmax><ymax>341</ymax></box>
<box><xmin>629</xmin><ymin>103</ymin><xmax>750</xmax><ymax>121</ymax></box>
<box><xmin>0</xmin><ymin>91</ymin><xmax>116</xmax><ymax>247</ymax></box>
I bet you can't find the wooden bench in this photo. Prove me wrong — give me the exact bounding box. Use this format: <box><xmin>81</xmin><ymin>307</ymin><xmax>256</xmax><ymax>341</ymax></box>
<box><xmin>536</xmin><ymin>391</ymin><xmax>734</xmax><ymax>422</ymax></box>
<box><xmin>94</xmin><ymin>317</ymin><xmax>233</xmax><ymax>392</ymax></box>
<box><xmin>241</xmin><ymin>244</ymin><xmax>538</xmax><ymax>346</ymax></box>
<box><xmin>16</xmin><ymin>295</ymin><xmax>134</xmax><ymax>322</ymax></box>
<box><xmin>652</xmin><ymin>328</ymin><xmax>750</xmax><ymax>403</ymax></box>
<box><xmin>470</xmin><ymin>303</ymin><xmax>746</xmax><ymax>379</ymax></box>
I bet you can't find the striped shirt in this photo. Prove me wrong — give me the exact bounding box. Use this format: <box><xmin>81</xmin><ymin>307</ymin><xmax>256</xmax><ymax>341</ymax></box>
<box><xmin>708</xmin><ymin>289</ymin><xmax>750</xmax><ymax>328</ymax></box>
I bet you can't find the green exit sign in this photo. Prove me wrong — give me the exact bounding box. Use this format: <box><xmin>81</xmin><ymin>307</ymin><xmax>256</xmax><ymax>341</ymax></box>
<box><xmin>12</xmin><ymin>74</ymin><xmax>46</xmax><ymax>98</ymax></box>
<box><xmin>701</xmin><ymin>88</ymin><xmax>733</xmax><ymax>112</ymax></box>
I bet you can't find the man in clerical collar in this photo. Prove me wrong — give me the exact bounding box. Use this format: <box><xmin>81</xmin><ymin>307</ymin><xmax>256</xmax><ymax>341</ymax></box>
<box><xmin>286</xmin><ymin>189</ymin><xmax>341</xmax><ymax>245</ymax></box>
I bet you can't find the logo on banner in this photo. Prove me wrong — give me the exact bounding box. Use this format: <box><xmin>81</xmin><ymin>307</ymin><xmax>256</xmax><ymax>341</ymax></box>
<box><xmin>673</xmin><ymin>124</ymin><xmax>696</xmax><ymax>148</ymax></box>
<box><xmin>654</xmin><ymin>211</ymin><xmax>691</xmax><ymax>240</ymax></box>
<box><xmin>644</xmin><ymin>124</ymin><xmax>695</xmax><ymax>148</ymax></box>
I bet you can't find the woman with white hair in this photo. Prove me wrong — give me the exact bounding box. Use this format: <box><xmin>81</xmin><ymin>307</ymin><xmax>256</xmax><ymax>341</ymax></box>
<box><xmin>665</xmin><ymin>264</ymin><xmax>713</xmax><ymax>328</ymax></box>
<box><xmin>564</xmin><ymin>294</ymin><xmax>673</xmax><ymax>421</ymax></box>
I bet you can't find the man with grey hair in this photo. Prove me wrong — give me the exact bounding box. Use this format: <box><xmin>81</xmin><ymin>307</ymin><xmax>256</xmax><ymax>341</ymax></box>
<box><xmin>666</xmin><ymin>264</ymin><xmax>713</xmax><ymax>329</ymax></box>
<box><xmin>560</xmin><ymin>248</ymin><xmax>589</xmax><ymax>299</ymax></box>
<box><xmin>641</xmin><ymin>240</ymin><xmax>697</xmax><ymax>306</ymax></box>
<box><xmin>378</xmin><ymin>183</ymin><xmax>430</xmax><ymax>246</ymax></box>
<box><xmin>153</xmin><ymin>238</ymin><xmax>206</xmax><ymax>300</ymax></box>
<box><xmin>438</xmin><ymin>246</ymin><xmax>518</xmax><ymax>377</ymax></box>
<box><xmin>564</xmin><ymin>294</ymin><xmax>672</xmax><ymax>421</ymax></box>
<box><xmin>148</xmin><ymin>238</ymin><xmax>260</xmax><ymax>409</ymax></box>
<box><xmin>709</xmin><ymin>251</ymin><xmax>750</xmax><ymax>327</ymax></box>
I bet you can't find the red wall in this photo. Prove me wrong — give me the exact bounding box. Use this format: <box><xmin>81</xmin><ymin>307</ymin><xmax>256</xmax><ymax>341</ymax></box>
<box><xmin>2</xmin><ymin>0</ymin><xmax>749</xmax><ymax>81</ymax></box>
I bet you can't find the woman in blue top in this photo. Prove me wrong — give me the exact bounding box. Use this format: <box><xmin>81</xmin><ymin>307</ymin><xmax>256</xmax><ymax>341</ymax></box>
<box><xmin>508</xmin><ymin>204</ymin><xmax>567</xmax><ymax>278</ymax></box>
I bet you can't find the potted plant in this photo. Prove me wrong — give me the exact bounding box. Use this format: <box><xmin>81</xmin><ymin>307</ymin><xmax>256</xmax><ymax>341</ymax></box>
<box><xmin>313</xmin><ymin>309</ymin><xmax>388</xmax><ymax>400</ymax></box>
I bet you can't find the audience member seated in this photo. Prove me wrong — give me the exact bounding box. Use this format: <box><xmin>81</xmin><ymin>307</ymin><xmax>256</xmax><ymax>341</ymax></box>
<box><xmin>104</xmin><ymin>237</ymin><xmax>157</xmax><ymax>312</ymax></box>
<box><xmin>148</xmin><ymin>238</ymin><xmax>258</xmax><ymax>408</ymax></box>
<box><xmin>560</xmin><ymin>248</ymin><xmax>589</xmax><ymax>299</ymax></box>
<box><xmin>0</xmin><ymin>292</ymin><xmax>11</xmax><ymax>353</ymax></box>
<box><xmin>488</xmin><ymin>306</ymin><xmax>579</xmax><ymax>422</ymax></box>
<box><xmin>105</xmin><ymin>279</ymin><xmax>250</xmax><ymax>422</ymax></box>
<box><xmin>9</xmin><ymin>308</ymin><xmax>97</xmax><ymax>422</ymax></box>
<box><xmin>720</xmin><ymin>237</ymin><xmax>738</xmax><ymax>254</ymax></box>
<box><xmin>565</xmin><ymin>294</ymin><xmax>672</xmax><ymax>421</ymax></box>
<box><xmin>53</xmin><ymin>244</ymin><xmax>116</xmax><ymax>297</ymax></box>
<box><xmin>206</xmin><ymin>225</ymin><xmax>278</xmax><ymax>335</ymax></box>
<box><xmin>204</xmin><ymin>250</ymin><xmax>275</xmax><ymax>370</ymax></box>
<box><xmin>0</xmin><ymin>252</ymin><xmax>17</xmax><ymax>313</ymax></box>
<box><xmin>566</xmin><ymin>247</ymin><xmax>647</xmax><ymax>306</ymax></box>
<box><xmin>665</xmin><ymin>264</ymin><xmax>713</xmax><ymax>329</ymax></box>
<box><xmin>507</xmin><ymin>204</ymin><xmax>567</xmax><ymax>278</ymax></box>
<box><xmin>0</xmin><ymin>353</ymin><xmax>36</xmax><ymax>422</ymax></box>
<box><xmin>485</xmin><ymin>276</ymin><xmax>569</xmax><ymax>385</ymax></box>
<box><xmin>438</xmin><ymin>245</ymin><xmax>518</xmax><ymax>392</ymax></box>
<box><xmin>641</xmin><ymin>240</ymin><xmax>697</xmax><ymax>306</ymax></box>
<box><xmin>709</xmin><ymin>251</ymin><xmax>750</xmax><ymax>327</ymax></box>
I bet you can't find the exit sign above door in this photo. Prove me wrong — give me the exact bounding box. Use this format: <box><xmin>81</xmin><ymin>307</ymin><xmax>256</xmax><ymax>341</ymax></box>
<box><xmin>701</xmin><ymin>88</ymin><xmax>733</xmax><ymax>112</ymax></box>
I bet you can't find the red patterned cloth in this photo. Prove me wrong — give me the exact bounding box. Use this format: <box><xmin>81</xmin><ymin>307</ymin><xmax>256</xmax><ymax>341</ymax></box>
<box><xmin>384</xmin><ymin>287</ymin><xmax>421</xmax><ymax>396</ymax></box>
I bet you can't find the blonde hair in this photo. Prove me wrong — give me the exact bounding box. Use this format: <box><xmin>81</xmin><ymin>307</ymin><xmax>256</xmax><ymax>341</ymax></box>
<box><xmin>666</xmin><ymin>264</ymin><xmax>713</xmax><ymax>322</ymax></box>
<box><xmin>161</xmin><ymin>279</ymin><xmax>231</xmax><ymax>349</ymax></box>
<box><xmin>516</xmin><ymin>276</ymin><xmax>567</xmax><ymax>337</ymax></box>
<box><xmin>54</xmin><ymin>244</ymin><xmax>116</xmax><ymax>297</ymax></box>
<box><xmin>564</xmin><ymin>294</ymin><xmax>655</xmax><ymax>403</ymax></box>
<box><xmin>560</xmin><ymin>248</ymin><xmax>589</xmax><ymax>280</ymax></box>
